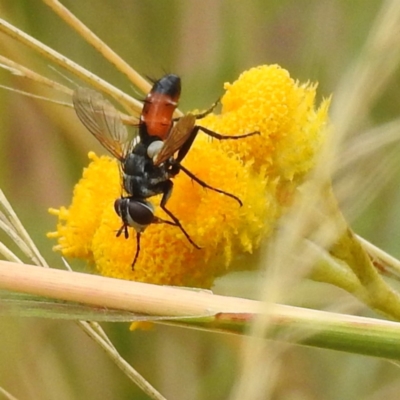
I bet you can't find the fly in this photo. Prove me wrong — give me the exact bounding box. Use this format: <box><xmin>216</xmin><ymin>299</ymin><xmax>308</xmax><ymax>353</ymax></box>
<box><xmin>72</xmin><ymin>74</ymin><xmax>258</xmax><ymax>268</ymax></box>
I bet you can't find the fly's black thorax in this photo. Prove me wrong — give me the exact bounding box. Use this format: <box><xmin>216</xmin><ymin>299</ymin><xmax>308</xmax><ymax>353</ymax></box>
<box><xmin>122</xmin><ymin>141</ymin><xmax>171</xmax><ymax>199</ymax></box>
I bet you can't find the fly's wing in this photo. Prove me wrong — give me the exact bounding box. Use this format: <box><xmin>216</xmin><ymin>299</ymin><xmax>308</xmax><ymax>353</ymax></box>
<box><xmin>153</xmin><ymin>114</ymin><xmax>196</xmax><ymax>165</ymax></box>
<box><xmin>73</xmin><ymin>87</ymin><xmax>131</xmax><ymax>161</ymax></box>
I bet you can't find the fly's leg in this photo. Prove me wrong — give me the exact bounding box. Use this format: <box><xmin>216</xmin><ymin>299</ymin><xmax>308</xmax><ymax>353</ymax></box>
<box><xmin>172</xmin><ymin>98</ymin><xmax>220</xmax><ymax>123</ymax></box>
<box><xmin>116</xmin><ymin>225</ymin><xmax>141</xmax><ymax>271</ymax></box>
<box><xmin>174</xmin><ymin>125</ymin><xmax>259</xmax><ymax>165</ymax></box>
<box><xmin>197</xmin><ymin>125</ymin><xmax>259</xmax><ymax>140</ymax></box>
<box><xmin>159</xmin><ymin>180</ymin><xmax>201</xmax><ymax>249</ymax></box>
<box><xmin>179</xmin><ymin>164</ymin><xmax>242</xmax><ymax>206</ymax></box>
<box><xmin>131</xmin><ymin>232</ymin><xmax>141</xmax><ymax>270</ymax></box>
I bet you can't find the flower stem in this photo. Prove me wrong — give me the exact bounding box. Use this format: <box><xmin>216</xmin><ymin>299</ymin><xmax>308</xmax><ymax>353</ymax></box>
<box><xmin>321</xmin><ymin>188</ymin><xmax>400</xmax><ymax>320</ymax></box>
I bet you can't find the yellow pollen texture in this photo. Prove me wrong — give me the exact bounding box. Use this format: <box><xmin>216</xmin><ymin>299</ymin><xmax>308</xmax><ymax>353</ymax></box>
<box><xmin>48</xmin><ymin>64</ymin><xmax>329</xmax><ymax>288</ymax></box>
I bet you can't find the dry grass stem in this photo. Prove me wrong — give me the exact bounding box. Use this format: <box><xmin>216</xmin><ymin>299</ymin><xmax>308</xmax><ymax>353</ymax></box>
<box><xmin>41</xmin><ymin>0</ymin><xmax>184</xmax><ymax>118</ymax></box>
<box><xmin>0</xmin><ymin>190</ymin><xmax>48</xmax><ymax>267</ymax></box>
<box><xmin>0</xmin><ymin>54</ymin><xmax>72</xmax><ymax>94</ymax></box>
<box><xmin>0</xmin><ymin>242</ymin><xmax>22</xmax><ymax>264</ymax></box>
<box><xmin>79</xmin><ymin>321</ymin><xmax>167</xmax><ymax>400</ymax></box>
<box><xmin>0</xmin><ymin>260</ymin><xmax>259</xmax><ymax>316</ymax></box>
<box><xmin>338</xmin><ymin>148</ymin><xmax>400</xmax><ymax>219</ymax></box>
<box><xmin>0</xmin><ymin>386</ymin><xmax>19</xmax><ymax>400</ymax></box>
<box><xmin>4</xmin><ymin>260</ymin><xmax>400</xmax><ymax>362</ymax></box>
<box><xmin>42</xmin><ymin>0</ymin><xmax>151</xmax><ymax>94</ymax></box>
<box><xmin>0</xmin><ymin>54</ymin><xmax>74</xmax><ymax>106</ymax></box>
<box><xmin>4</xmin><ymin>259</ymin><xmax>400</xmax><ymax>332</ymax></box>
<box><xmin>332</xmin><ymin>0</ymin><xmax>400</xmax><ymax>138</ymax></box>
<box><xmin>0</xmin><ymin>55</ymin><xmax>137</xmax><ymax>123</ymax></box>
<box><xmin>0</xmin><ymin>84</ymin><xmax>72</xmax><ymax>107</ymax></box>
<box><xmin>0</xmin><ymin>191</ymin><xmax>164</xmax><ymax>400</ymax></box>
<box><xmin>341</xmin><ymin>118</ymin><xmax>400</xmax><ymax>169</ymax></box>
<box><xmin>0</xmin><ymin>218</ymin><xmax>33</xmax><ymax>261</ymax></box>
<box><xmin>0</xmin><ymin>17</ymin><xmax>142</xmax><ymax>115</ymax></box>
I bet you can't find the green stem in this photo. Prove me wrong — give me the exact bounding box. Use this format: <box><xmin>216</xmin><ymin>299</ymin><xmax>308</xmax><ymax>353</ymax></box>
<box><xmin>306</xmin><ymin>240</ymin><xmax>368</xmax><ymax>301</ymax></box>
<box><xmin>165</xmin><ymin>311</ymin><xmax>400</xmax><ymax>360</ymax></box>
<box><xmin>324</xmin><ymin>188</ymin><xmax>400</xmax><ymax>320</ymax></box>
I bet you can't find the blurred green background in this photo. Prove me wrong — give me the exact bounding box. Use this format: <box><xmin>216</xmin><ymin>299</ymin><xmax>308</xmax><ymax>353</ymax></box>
<box><xmin>1</xmin><ymin>1</ymin><xmax>400</xmax><ymax>399</ymax></box>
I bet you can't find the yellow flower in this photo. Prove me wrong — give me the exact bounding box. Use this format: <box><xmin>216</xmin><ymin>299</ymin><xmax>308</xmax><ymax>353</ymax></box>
<box><xmin>48</xmin><ymin>153</ymin><xmax>120</xmax><ymax>263</ymax></box>
<box><xmin>48</xmin><ymin>65</ymin><xmax>329</xmax><ymax>288</ymax></box>
<box><xmin>200</xmin><ymin>65</ymin><xmax>330</xmax><ymax>181</ymax></box>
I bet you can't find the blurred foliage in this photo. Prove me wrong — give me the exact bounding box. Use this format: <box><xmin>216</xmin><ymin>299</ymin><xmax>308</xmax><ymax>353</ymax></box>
<box><xmin>1</xmin><ymin>1</ymin><xmax>400</xmax><ymax>399</ymax></box>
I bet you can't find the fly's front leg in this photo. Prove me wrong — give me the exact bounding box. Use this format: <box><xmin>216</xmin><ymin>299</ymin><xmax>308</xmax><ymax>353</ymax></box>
<box><xmin>192</xmin><ymin>98</ymin><xmax>220</xmax><ymax>119</ymax></box>
<box><xmin>131</xmin><ymin>232</ymin><xmax>141</xmax><ymax>270</ymax></box>
<box><xmin>172</xmin><ymin>98</ymin><xmax>220</xmax><ymax>123</ymax></box>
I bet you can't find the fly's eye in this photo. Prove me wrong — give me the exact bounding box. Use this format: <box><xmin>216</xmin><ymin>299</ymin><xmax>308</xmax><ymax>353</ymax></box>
<box><xmin>128</xmin><ymin>201</ymin><xmax>155</xmax><ymax>226</ymax></box>
<box><xmin>147</xmin><ymin>140</ymin><xmax>164</xmax><ymax>160</ymax></box>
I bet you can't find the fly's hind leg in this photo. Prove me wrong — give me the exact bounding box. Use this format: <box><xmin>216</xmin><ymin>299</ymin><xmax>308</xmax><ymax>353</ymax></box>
<box><xmin>158</xmin><ymin>180</ymin><xmax>201</xmax><ymax>249</ymax></box>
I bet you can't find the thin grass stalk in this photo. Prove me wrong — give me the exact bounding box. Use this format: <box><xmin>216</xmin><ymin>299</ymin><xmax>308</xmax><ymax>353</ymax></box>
<box><xmin>0</xmin><ymin>57</ymin><xmax>137</xmax><ymax>123</ymax></box>
<box><xmin>0</xmin><ymin>17</ymin><xmax>142</xmax><ymax>114</ymax></box>
<box><xmin>0</xmin><ymin>85</ymin><xmax>71</xmax><ymax>107</ymax></box>
<box><xmin>331</xmin><ymin>0</ymin><xmax>400</xmax><ymax>139</ymax></box>
<box><xmin>0</xmin><ymin>192</ymin><xmax>166</xmax><ymax>400</ymax></box>
<box><xmin>41</xmin><ymin>0</ymin><xmax>184</xmax><ymax>118</ymax></box>
<box><xmin>79</xmin><ymin>321</ymin><xmax>167</xmax><ymax>400</ymax></box>
<box><xmin>0</xmin><ymin>191</ymin><xmax>49</xmax><ymax>267</ymax></box>
<box><xmin>42</xmin><ymin>0</ymin><xmax>151</xmax><ymax>94</ymax></box>
<box><xmin>0</xmin><ymin>386</ymin><xmax>19</xmax><ymax>400</ymax></box>
<box><xmin>0</xmin><ymin>54</ymin><xmax>72</xmax><ymax>94</ymax></box>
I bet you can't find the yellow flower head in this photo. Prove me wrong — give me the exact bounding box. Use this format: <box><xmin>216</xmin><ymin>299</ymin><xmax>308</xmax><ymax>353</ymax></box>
<box><xmin>201</xmin><ymin>65</ymin><xmax>330</xmax><ymax>180</ymax></box>
<box><xmin>48</xmin><ymin>65</ymin><xmax>329</xmax><ymax>288</ymax></box>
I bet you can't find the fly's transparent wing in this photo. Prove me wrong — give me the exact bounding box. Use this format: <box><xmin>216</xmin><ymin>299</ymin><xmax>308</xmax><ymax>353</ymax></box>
<box><xmin>73</xmin><ymin>87</ymin><xmax>133</xmax><ymax>161</ymax></box>
<box><xmin>153</xmin><ymin>114</ymin><xmax>196</xmax><ymax>165</ymax></box>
